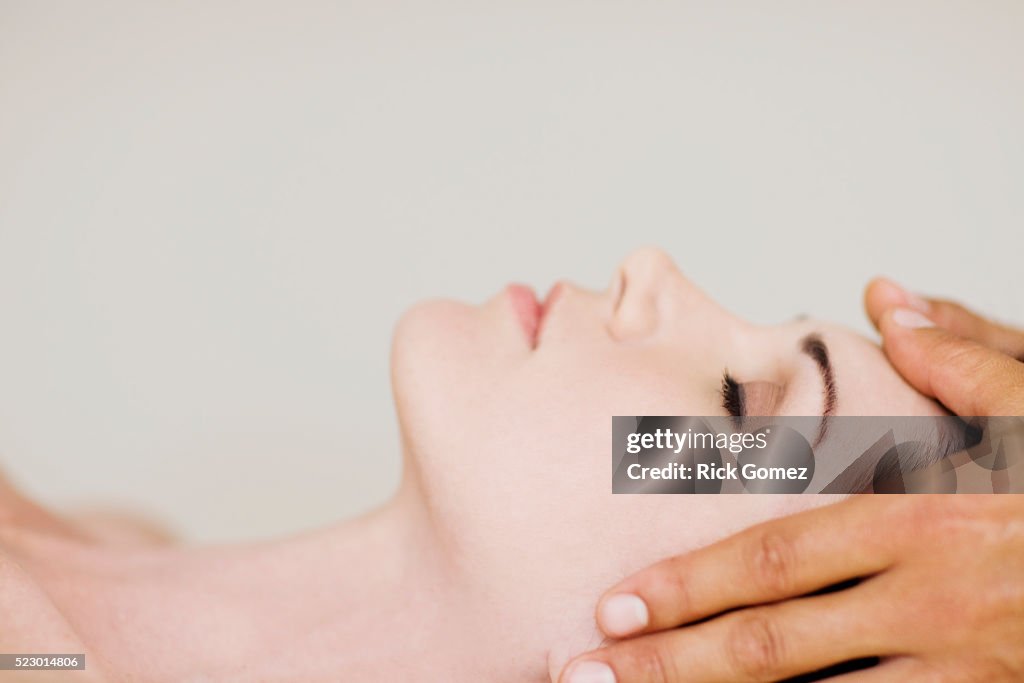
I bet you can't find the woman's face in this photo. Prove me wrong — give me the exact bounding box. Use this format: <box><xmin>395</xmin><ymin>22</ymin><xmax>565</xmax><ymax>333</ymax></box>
<box><xmin>388</xmin><ymin>248</ymin><xmax>947</xmax><ymax>676</ymax></box>
<box><xmin>393</xmin><ymin>247</ymin><xmax>943</xmax><ymax>446</ymax></box>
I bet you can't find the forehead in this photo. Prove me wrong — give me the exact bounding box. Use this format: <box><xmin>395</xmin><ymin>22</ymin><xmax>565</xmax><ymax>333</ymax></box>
<box><xmin>810</xmin><ymin>321</ymin><xmax>946</xmax><ymax>417</ymax></box>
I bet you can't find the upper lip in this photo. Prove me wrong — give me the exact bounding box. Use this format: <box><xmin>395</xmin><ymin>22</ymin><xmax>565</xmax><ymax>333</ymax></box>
<box><xmin>534</xmin><ymin>282</ymin><xmax>563</xmax><ymax>345</ymax></box>
<box><xmin>507</xmin><ymin>281</ymin><xmax>564</xmax><ymax>349</ymax></box>
<box><xmin>612</xmin><ymin>269</ymin><xmax>626</xmax><ymax>313</ymax></box>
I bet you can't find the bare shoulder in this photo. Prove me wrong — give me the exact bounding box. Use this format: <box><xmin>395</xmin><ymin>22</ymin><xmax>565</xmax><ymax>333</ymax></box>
<box><xmin>0</xmin><ymin>476</ymin><xmax>113</xmax><ymax>682</ymax></box>
<box><xmin>0</xmin><ymin>549</ymin><xmax>112</xmax><ymax>682</ymax></box>
<box><xmin>0</xmin><ymin>474</ymin><xmax>175</xmax><ymax>681</ymax></box>
<box><xmin>0</xmin><ymin>551</ymin><xmax>91</xmax><ymax>673</ymax></box>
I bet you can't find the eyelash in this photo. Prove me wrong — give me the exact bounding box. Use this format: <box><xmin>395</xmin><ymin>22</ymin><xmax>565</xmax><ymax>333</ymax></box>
<box><xmin>721</xmin><ymin>371</ymin><xmax>744</xmax><ymax>417</ymax></box>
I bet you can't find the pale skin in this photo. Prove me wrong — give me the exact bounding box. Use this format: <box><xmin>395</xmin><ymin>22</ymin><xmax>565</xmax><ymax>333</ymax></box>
<box><xmin>562</xmin><ymin>278</ymin><xmax>1024</xmax><ymax>683</ymax></box>
<box><xmin>0</xmin><ymin>250</ymin><xmax>963</xmax><ymax>682</ymax></box>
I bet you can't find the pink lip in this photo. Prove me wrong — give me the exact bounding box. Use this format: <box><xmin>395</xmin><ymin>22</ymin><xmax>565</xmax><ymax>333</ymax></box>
<box><xmin>506</xmin><ymin>283</ymin><xmax>562</xmax><ymax>348</ymax></box>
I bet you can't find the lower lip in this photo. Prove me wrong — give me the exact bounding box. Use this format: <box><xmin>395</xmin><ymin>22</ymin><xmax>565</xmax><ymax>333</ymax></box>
<box><xmin>506</xmin><ymin>282</ymin><xmax>563</xmax><ymax>348</ymax></box>
<box><xmin>506</xmin><ymin>284</ymin><xmax>542</xmax><ymax>347</ymax></box>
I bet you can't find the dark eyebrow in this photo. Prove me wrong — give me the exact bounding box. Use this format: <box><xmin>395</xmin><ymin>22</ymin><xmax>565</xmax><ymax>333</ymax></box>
<box><xmin>800</xmin><ymin>333</ymin><xmax>837</xmax><ymax>445</ymax></box>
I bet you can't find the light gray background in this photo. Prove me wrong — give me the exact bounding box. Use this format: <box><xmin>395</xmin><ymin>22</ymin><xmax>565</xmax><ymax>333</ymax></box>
<box><xmin>1</xmin><ymin>1</ymin><xmax>1021</xmax><ymax>541</ymax></box>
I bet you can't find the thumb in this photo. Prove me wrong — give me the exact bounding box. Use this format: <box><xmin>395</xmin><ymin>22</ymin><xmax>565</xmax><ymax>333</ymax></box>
<box><xmin>879</xmin><ymin>308</ymin><xmax>1024</xmax><ymax>416</ymax></box>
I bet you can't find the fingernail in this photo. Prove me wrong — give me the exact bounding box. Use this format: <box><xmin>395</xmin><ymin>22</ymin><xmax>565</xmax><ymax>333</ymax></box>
<box><xmin>892</xmin><ymin>308</ymin><xmax>935</xmax><ymax>329</ymax></box>
<box><xmin>565</xmin><ymin>660</ymin><xmax>617</xmax><ymax>683</ymax></box>
<box><xmin>890</xmin><ymin>279</ymin><xmax>931</xmax><ymax>313</ymax></box>
<box><xmin>905</xmin><ymin>291</ymin><xmax>931</xmax><ymax>314</ymax></box>
<box><xmin>598</xmin><ymin>593</ymin><xmax>649</xmax><ymax>637</ymax></box>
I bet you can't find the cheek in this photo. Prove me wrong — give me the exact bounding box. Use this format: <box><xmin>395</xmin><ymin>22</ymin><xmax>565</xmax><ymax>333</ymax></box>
<box><xmin>404</xmin><ymin>336</ymin><xmax>721</xmax><ymax>471</ymax></box>
<box><xmin>503</xmin><ymin>345</ymin><xmax>719</xmax><ymax>439</ymax></box>
<box><xmin>408</xmin><ymin>343</ymin><xmax>720</xmax><ymax>522</ymax></box>
<box><xmin>391</xmin><ymin>299</ymin><xmax>519</xmax><ymax>436</ymax></box>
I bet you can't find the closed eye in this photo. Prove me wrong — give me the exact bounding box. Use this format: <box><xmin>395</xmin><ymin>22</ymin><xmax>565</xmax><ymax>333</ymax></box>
<box><xmin>720</xmin><ymin>333</ymin><xmax>837</xmax><ymax>427</ymax></box>
<box><xmin>721</xmin><ymin>372</ymin><xmax>743</xmax><ymax>418</ymax></box>
<box><xmin>721</xmin><ymin>373</ymin><xmax>785</xmax><ymax>419</ymax></box>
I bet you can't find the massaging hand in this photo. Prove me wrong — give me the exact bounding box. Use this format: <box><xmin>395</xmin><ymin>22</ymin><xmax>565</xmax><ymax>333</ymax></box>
<box><xmin>560</xmin><ymin>281</ymin><xmax>1024</xmax><ymax>683</ymax></box>
<box><xmin>863</xmin><ymin>278</ymin><xmax>1024</xmax><ymax>416</ymax></box>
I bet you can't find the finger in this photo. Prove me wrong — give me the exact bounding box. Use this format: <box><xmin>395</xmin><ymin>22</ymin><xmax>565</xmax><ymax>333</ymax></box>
<box><xmin>865</xmin><ymin>278</ymin><xmax>1024</xmax><ymax>359</ymax></box>
<box><xmin>924</xmin><ymin>299</ymin><xmax>1024</xmax><ymax>359</ymax></box>
<box><xmin>596</xmin><ymin>496</ymin><xmax>899</xmax><ymax>638</ymax></box>
<box><xmin>863</xmin><ymin>277</ymin><xmax>932</xmax><ymax>328</ymax></box>
<box><xmin>879</xmin><ymin>307</ymin><xmax>1024</xmax><ymax>416</ymax></box>
<box><xmin>821</xmin><ymin>656</ymin><xmax>921</xmax><ymax>683</ymax></box>
<box><xmin>831</xmin><ymin>657</ymin><xmax>1012</xmax><ymax>683</ymax></box>
<box><xmin>565</xmin><ymin>584</ymin><xmax>904</xmax><ymax>683</ymax></box>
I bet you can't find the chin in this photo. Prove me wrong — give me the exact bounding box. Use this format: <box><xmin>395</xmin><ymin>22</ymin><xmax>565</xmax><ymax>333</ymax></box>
<box><xmin>389</xmin><ymin>298</ymin><xmax>486</xmax><ymax>449</ymax></box>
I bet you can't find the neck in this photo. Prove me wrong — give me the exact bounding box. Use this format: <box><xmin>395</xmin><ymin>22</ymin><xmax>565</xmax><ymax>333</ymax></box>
<box><xmin>254</xmin><ymin>484</ymin><xmax>462</xmax><ymax>680</ymax></box>
<box><xmin>27</xmin><ymin>475</ymin><xmax>552</xmax><ymax>682</ymax></box>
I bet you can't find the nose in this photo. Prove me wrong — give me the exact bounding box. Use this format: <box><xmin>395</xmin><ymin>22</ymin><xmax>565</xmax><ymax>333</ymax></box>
<box><xmin>608</xmin><ymin>247</ymin><xmax>681</xmax><ymax>340</ymax></box>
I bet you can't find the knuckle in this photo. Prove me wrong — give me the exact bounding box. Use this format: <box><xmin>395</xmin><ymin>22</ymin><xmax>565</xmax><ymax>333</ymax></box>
<box><xmin>933</xmin><ymin>339</ymin><xmax>998</xmax><ymax>390</ymax></box>
<box><xmin>639</xmin><ymin>555</ymin><xmax>693</xmax><ymax>622</ymax></box>
<box><xmin>966</xmin><ymin>569</ymin><xmax>1024</xmax><ymax>635</ymax></box>
<box><xmin>745</xmin><ymin>531</ymin><xmax>798</xmax><ymax>595</ymax></box>
<box><xmin>726</xmin><ymin>611</ymin><xmax>787</xmax><ymax>680</ymax></box>
<box><xmin>656</xmin><ymin>556</ymin><xmax>693</xmax><ymax>614</ymax></box>
<box><xmin>898</xmin><ymin>496</ymin><xmax>966</xmax><ymax>539</ymax></box>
